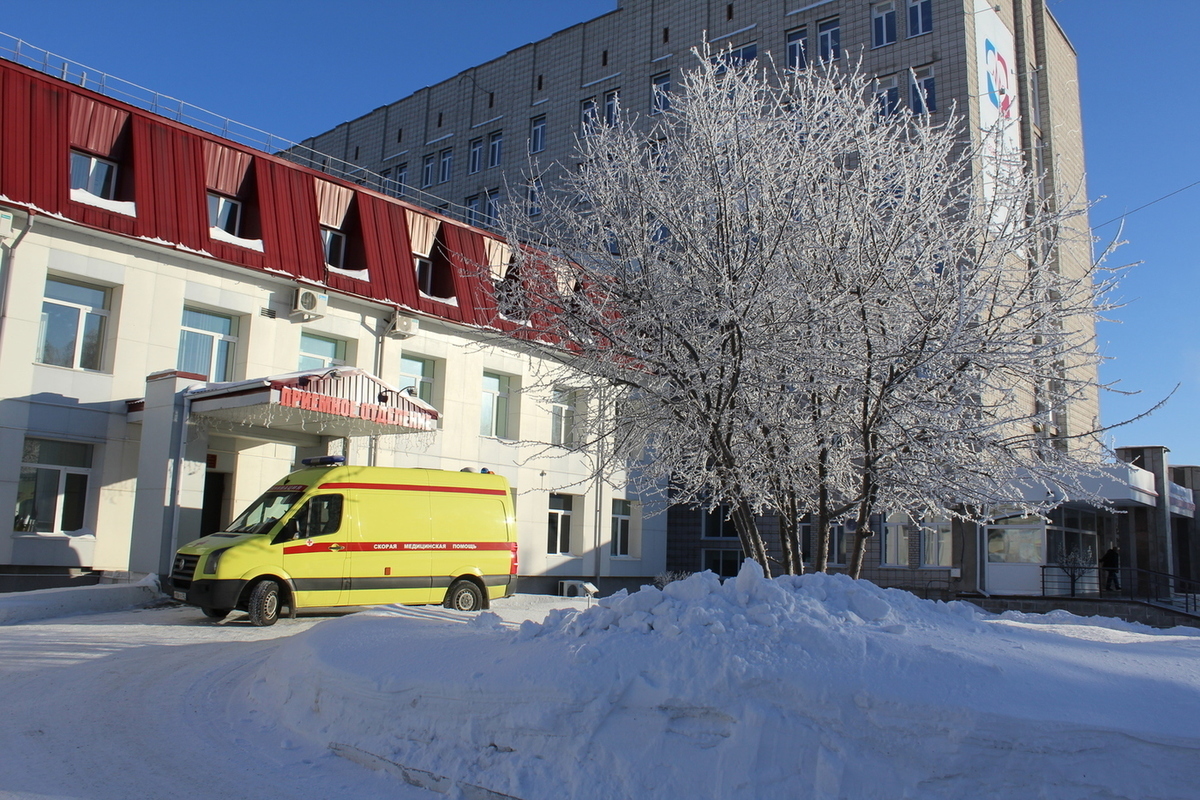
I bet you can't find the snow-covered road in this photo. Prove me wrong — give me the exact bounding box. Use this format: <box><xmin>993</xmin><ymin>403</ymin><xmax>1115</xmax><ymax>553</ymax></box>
<box><xmin>0</xmin><ymin>604</ymin><xmax>427</xmax><ymax>800</ymax></box>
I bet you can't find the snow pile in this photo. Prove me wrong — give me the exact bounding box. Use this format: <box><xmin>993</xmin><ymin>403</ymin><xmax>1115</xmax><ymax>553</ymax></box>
<box><xmin>0</xmin><ymin>574</ymin><xmax>161</xmax><ymax>626</ymax></box>
<box><xmin>250</xmin><ymin>563</ymin><xmax>1200</xmax><ymax>799</ymax></box>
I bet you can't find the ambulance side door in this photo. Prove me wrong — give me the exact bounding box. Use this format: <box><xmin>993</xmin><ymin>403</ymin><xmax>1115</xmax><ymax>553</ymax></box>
<box><xmin>276</xmin><ymin>493</ymin><xmax>351</xmax><ymax>607</ymax></box>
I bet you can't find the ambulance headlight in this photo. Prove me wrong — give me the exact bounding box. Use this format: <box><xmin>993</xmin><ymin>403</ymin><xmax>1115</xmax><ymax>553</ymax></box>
<box><xmin>203</xmin><ymin>547</ymin><xmax>231</xmax><ymax>575</ymax></box>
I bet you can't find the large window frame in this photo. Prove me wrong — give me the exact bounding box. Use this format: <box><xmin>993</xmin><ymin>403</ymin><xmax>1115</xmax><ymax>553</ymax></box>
<box><xmin>15</xmin><ymin>438</ymin><xmax>94</xmax><ymax>535</ymax></box>
<box><xmin>488</xmin><ymin>131</ymin><xmax>503</xmax><ymax>168</ymax></box>
<box><xmin>69</xmin><ymin>150</ymin><xmax>119</xmax><ymax>200</ymax></box>
<box><xmin>907</xmin><ymin>0</ymin><xmax>933</xmax><ymax>37</ymax></box>
<box><xmin>298</xmin><ymin>331</ymin><xmax>347</xmax><ymax>370</ymax></box>
<box><xmin>438</xmin><ymin>148</ymin><xmax>454</xmax><ymax>184</ymax></box>
<box><xmin>651</xmin><ymin>73</ymin><xmax>671</xmax><ymax>114</ymax></box>
<box><xmin>547</xmin><ymin>493</ymin><xmax>574</xmax><ymax>555</ymax></box>
<box><xmin>911</xmin><ymin>66</ymin><xmax>937</xmax><ymax>114</ymax></box>
<box><xmin>480</xmin><ymin>371</ymin><xmax>513</xmax><ymax>439</ymax></box>
<box><xmin>818</xmin><ymin>18</ymin><xmax>841</xmax><ymax>63</ymax></box>
<box><xmin>468</xmin><ymin>138</ymin><xmax>483</xmax><ymax>174</ymax></box>
<box><xmin>529</xmin><ymin>116</ymin><xmax>547</xmax><ymax>154</ymax></box>
<box><xmin>611</xmin><ymin>498</ymin><xmax>633</xmax><ymax>557</ymax></box>
<box><xmin>549</xmin><ymin>387</ymin><xmax>577</xmax><ymax>447</ymax></box>
<box><xmin>399</xmin><ymin>355</ymin><xmax>435</xmax><ymax>403</ymax></box>
<box><xmin>786</xmin><ymin>28</ymin><xmax>808</xmax><ymax>71</ymax></box>
<box><xmin>875</xmin><ymin>75</ymin><xmax>900</xmax><ymax>116</ymax></box>
<box><xmin>321</xmin><ymin>226</ymin><xmax>347</xmax><ymax>269</ymax></box>
<box><xmin>872</xmin><ymin>2</ymin><xmax>897</xmax><ymax>47</ymax></box>
<box><xmin>178</xmin><ymin>306</ymin><xmax>238</xmax><ymax>381</ymax></box>
<box><xmin>38</xmin><ymin>277</ymin><xmax>110</xmax><ymax>372</ymax></box>
<box><xmin>207</xmin><ymin>192</ymin><xmax>242</xmax><ymax>236</ymax></box>
<box><xmin>703</xmin><ymin>548</ymin><xmax>743</xmax><ymax>578</ymax></box>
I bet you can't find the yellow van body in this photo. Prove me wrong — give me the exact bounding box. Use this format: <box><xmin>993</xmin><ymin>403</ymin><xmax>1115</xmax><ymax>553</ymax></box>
<box><xmin>169</xmin><ymin>464</ymin><xmax>517</xmax><ymax>625</ymax></box>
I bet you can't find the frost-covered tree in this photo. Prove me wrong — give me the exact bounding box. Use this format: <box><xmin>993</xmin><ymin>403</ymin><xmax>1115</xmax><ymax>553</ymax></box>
<box><xmin>491</xmin><ymin>49</ymin><xmax>1118</xmax><ymax>578</ymax></box>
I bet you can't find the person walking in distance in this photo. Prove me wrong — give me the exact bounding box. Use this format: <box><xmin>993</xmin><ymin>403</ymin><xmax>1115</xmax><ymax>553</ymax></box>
<box><xmin>1100</xmin><ymin>544</ymin><xmax>1121</xmax><ymax>591</ymax></box>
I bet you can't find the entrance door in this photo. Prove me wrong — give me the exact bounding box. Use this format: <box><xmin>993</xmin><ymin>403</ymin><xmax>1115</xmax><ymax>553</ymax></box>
<box><xmin>201</xmin><ymin>472</ymin><xmax>230</xmax><ymax>535</ymax></box>
<box><xmin>985</xmin><ymin>525</ymin><xmax>1044</xmax><ymax>595</ymax></box>
<box><xmin>277</xmin><ymin>494</ymin><xmax>350</xmax><ymax>607</ymax></box>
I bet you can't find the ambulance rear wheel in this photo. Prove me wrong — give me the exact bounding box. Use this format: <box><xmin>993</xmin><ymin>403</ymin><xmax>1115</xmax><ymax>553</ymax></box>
<box><xmin>248</xmin><ymin>580</ymin><xmax>281</xmax><ymax>627</ymax></box>
<box><xmin>202</xmin><ymin>607</ymin><xmax>231</xmax><ymax>620</ymax></box>
<box><xmin>446</xmin><ymin>580</ymin><xmax>483</xmax><ymax>612</ymax></box>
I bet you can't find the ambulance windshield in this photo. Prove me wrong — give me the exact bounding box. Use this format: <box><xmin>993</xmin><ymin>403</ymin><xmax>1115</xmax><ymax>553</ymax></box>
<box><xmin>226</xmin><ymin>491</ymin><xmax>303</xmax><ymax>534</ymax></box>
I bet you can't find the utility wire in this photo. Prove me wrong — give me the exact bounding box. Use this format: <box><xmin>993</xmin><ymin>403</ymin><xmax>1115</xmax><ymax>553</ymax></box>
<box><xmin>1092</xmin><ymin>178</ymin><xmax>1200</xmax><ymax>230</ymax></box>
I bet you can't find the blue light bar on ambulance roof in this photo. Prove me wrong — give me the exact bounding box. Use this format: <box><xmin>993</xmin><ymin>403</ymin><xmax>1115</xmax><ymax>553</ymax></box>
<box><xmin>301</xmin><ymin>456</ymin><xmax>346</xmax><ymax>467</ymax></box>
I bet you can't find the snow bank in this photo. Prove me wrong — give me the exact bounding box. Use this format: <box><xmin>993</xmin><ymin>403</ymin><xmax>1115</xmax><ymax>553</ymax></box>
<box><xmin>0</xmin><ymin>574</ymin><xmax>162</xmax><ymax>625</ymax></box>
<box><xmin>251</xmin><ymin>563</ymin><xmax>1200</xmax><ymax>799</ymax></box>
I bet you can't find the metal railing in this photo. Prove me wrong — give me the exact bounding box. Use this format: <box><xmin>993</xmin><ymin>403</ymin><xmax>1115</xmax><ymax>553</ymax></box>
<box><xmin>0</xmin><ymin>31</ymin><xmax>508</xmax><ymax>235</ymax></box>
<box><xmin>1041</xmin><ymin>564</ymin><xmax>1200</xmax><ymax>616</ymax></box>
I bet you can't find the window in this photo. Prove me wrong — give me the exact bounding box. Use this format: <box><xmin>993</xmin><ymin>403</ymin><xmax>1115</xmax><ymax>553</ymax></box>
<box><xmin>438</xmin><ymin>148</ymin><xmax>454</xmax><ymax>183</ymax></box>
<box><xmin>178</xmin><ymin>307</ymin><xmax>237</xmax><ymax>381</ymax></box>
<box><xmin>911</xmin><ymin>66</ymin><xmax>936</xmax><ymax>113</ymax></box>
<box><xmin>715</xmin><ymin>42</ymin><xmax>757</xmax><ymax>74</ymax></box>
<box><xmin>529</xmin><ymin>116</ymin><xmax>546</xmax><ymax>154</ymax></box>
<box><xmin>483</xmin><ymin>190</ymin><xmax>501</xmax><ymax>226</ymax></box>
<box><xmin>393</xmin><ymin>163</ymin><xmax>408</xmax><ymax>197</ymax></box>
<box><xmin>399</xmin><ymin>355</ymin><xmax>434</xmax><ymax>403</ymax></box>
<box><xmin>415</xmin><ymin>256</ymin><xmax>435</xmax><ymax>294</ymax></box>
<box><xmin>468</xmin><ymin>138</ymin><xmax>483</xmax><ymax>174</ymax></box>
<box><xmin>526</xmin><ymin>179</ymin><xmax>543</xmax><ymax>218</ymax></box>
<box><xmin>703</xmin><ymin>548</ymin><xmax>742</xmax><ymax>578</ymax></box>
<box><xmin>882</xmin><ymin>514</ymin><xmax>910</xmax><ymax>566</ymax></box>
<box><xmin>69</xmin><ymin>151</ymin><xmax>118</xmax><ymax>200</ymax></box>
<box><xmin>921</xmin><ymin>521</ymin><xmax>953</xmax><ymax>567</ymax></box>
<box><xmin>581</xmin><ymin>97</ymin><xmax>598</xmax><ymax>135</ymax></box>
<box><xmin>321</xmin><ymin>227</ymin><xmax>346</xmax><ymax>268</ymax></box>
<box><xmin>702</xmin><ymin>505</ymin><xmax>739</xmax><ymax>538</ymax></box>
<box><xmin>604</xmin><ymin>90</ymin><xmax>620</xmax><ymax>126</ymax></box>
<box><xmin>487</xmin><ymin>131</ymin><xmax>503</xmax><ymax>168</ymax></box>
<box><xmin>873</xmin><ymin>2</ymin><xmax>897</xmax><ymax>47</ymax></box>
<box><xmin>550</xmin><ymin>387</ymin><xmax>577</xmax><ymax>446</ymax></box>
<box><xmin>547</xmin><ymin>493</ymin><xmax>573</xmax><ymax>555</ymax></box>
<box><xmin>422</xmin><ymin>155</ymin><xmax>436</xmax><ymax>188</ymax></box>
<box><xmin>207</xmin><ymin>193</ymin><xmax>241</xmax><ymax>236</ymax></box>
<box><xmin>908</xmin><ymin>0</ymin><xmax>932</xmax><ymax>36</ymax></box>
<box><xmin>875</xmin><ymin>75</ymin><xmax>900</xmax><ymax>116</ymax></box>
<box><xmin>15</xmin><ymin>438</ymin><xmax>93</xmax><ymax>534</ymax></box>
<box><xmin>786</xmin><ymin>28</ymin><xmax>808</xmax><ymax>71</ymax></box>
<box><xmin>480</xmin><ymin>371</ymin><xmax>512</xmax><ymax>438</ymax></box>
<box><xmin>800</xmin><ymin>519</ymin><xmax>848</xmax><ymax>564</ymax></box>
<box><xmin>298</xmin><ymin>332</ymin><xmax>346</xmax><ymax>370</ymax></box>
<box><xmin>818</xmin><ymin>19</ymin><xmax>840</xmax><ymax>62</ymax></box>
<box><xmin>466</xmin><ymin>194</ymin><xmax>483</xmax><ymax>227</ymax></box>
<box><xmin>611</xmin><ymin>499</ymin><xmax>632</xmax><ymax>557</ymax></box>
<box><xmin>38</xmin><ymin>277</ymin><xmax>109</xmax><ymax>371</ymax></box>
<box><xmin>275</xmin><ymin>495</ymin><xmax>344</xmax><ymax>542</ymax></box>
<box><xmin>651</xmin><ymin>73</ymin><xmax>671</xmax><ymax>114</ymax></box>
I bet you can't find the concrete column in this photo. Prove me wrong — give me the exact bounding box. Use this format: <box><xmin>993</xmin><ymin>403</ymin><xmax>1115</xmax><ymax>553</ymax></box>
<box><xmin>129</xmin><ymin>371</ymin><xmax>209</xmax><ymax>576</ymax></box>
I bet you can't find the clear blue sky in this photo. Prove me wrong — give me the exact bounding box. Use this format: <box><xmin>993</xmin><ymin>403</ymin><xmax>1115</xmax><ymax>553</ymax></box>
<box><xmin>5</xmin><ymin>1</ymin><xmax>1197</xmax><ymax>462</ymax></box>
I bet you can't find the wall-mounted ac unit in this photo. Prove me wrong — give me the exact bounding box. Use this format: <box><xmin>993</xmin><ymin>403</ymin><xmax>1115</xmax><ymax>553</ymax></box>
<box><xmin>558</xmin><ymin>580</ymin><xmax>598</xmax><ymax>598</ymax></box>
<box><xmin>386</xmin><ymin>314</ymin><xmax>419</xmax><ymax>339</ymax></box>
<box><xmin>290</xmin><ymin>287</ymin><xmax>328</xmax><ymax>320</ymax></box>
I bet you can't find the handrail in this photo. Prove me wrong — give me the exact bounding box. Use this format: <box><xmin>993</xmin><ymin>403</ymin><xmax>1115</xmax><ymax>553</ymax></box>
<box><xmin>0</xmin><ymin>31</ymin><xmax>517</xmax><ymax>237</ymax></box>
<box><xmin>1040</xmin><ymin>564</ymin><xmax>1199</xmax><ymax>615</ymax></box>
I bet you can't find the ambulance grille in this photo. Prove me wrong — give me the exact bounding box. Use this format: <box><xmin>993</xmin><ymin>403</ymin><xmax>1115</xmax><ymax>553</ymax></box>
<box><xmin>171</xmin><ymin>553</ymin><xmax>200</xmax><ymax>589</ymax></box>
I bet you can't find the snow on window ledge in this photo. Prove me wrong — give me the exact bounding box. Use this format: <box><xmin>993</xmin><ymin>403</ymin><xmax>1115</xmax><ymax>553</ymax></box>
<box><xmin>70</xmin><ymin>188</ymin><xmax>137</xmax><ymax>217</ymax></box>
<box><xmin>418</xmin><ymin>290</ymin><xmax>459</xmax><ymax>306</ymax></box>
<box><xmin>327</xmin><ymin>265</ymin><xmax>370</xmax><ymax>281</ymax></box>
<box><xmin>209</xmin><ymin>226</ymin><xmax>265</xmax><ymax>252</ymax></box>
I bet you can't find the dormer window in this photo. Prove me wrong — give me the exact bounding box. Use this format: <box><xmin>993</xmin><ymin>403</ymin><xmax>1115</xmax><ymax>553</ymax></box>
<box><xmin>208</xmin><ymin>193</ymin><xmax>241</xmax><ymax>235</ymax></box>
<box><xmin>321</xmin><ymin>227</ymin><xmax>346</xmax><ymax>269</ymax></box>
<box><xmin>70</xmin><ymin>152</ymin><xmax>118</xmax><ymax>199</ymax></box>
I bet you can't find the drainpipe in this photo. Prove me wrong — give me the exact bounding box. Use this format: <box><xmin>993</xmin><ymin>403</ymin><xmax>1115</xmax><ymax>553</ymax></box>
<box><xmin>367</xmin><ymin>313</ymin><xmax>390</xmax><ymax>467</ymax></box>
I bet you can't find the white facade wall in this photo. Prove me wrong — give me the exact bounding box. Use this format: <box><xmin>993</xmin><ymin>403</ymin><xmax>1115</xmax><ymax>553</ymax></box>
<box><xmin>0</xmin><ymin>208</ymin><xmax>665</xmax><ymax>586</ymax></box>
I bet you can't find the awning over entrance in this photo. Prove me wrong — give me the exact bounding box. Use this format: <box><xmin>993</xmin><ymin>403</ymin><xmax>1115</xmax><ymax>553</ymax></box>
<box><xmin>179</xmin><ymin>367</ymin><xmax>438</xmax><ymax>438</ymax></box>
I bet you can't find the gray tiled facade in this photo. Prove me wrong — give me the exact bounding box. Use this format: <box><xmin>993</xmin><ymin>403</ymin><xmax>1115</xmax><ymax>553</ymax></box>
<box><xmin>301</xmin><ymin>0</ymin><xmax>1097</xmax><ymax>580</ymax></box>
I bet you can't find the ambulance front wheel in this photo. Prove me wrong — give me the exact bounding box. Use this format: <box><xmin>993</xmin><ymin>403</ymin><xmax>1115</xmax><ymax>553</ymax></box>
<box><xmin>446</xmin><ymin>579</ymin><xmax>484</xmax><ymax>612</ymax></box>
<box><xmin>248</xmin><ymin>580</ymin><xmax>281</xmax><ymax>627</ymax></box>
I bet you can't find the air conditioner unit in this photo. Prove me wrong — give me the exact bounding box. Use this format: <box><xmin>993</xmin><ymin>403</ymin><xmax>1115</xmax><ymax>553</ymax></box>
<box><xmin>290</xmin><ymin>287</ymin><xmax>328</xmax><ymax>320</ymax></box>
<box><xmin>558</xmin><ymin>580</ymin><xmax>598</xmax><ymax>598</ymax></box>
<box><xmin>386</xmin><ymin>314</ymin><xmax>419</xmax><ymax>339</ymax></box>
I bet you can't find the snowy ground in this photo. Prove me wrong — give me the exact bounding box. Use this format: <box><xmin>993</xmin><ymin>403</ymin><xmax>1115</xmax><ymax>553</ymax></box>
<box><xmin>2</xmin><ymin>567</ymin><xmax>1198</xmax><ymax>799</ymax></box>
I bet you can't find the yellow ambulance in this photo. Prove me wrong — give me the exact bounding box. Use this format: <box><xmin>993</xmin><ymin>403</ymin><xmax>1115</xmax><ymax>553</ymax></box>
<box><xmin>169</xmin><ymin>457</ymin><xmax>518</xmax><ymax>625</ymax></box>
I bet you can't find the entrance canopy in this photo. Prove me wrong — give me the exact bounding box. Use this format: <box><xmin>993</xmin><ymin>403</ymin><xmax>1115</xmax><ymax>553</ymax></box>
<box><xmin>183</xmin><ymin>367</ymin><xmax>438</xmax><ymax>438</ymax></box>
